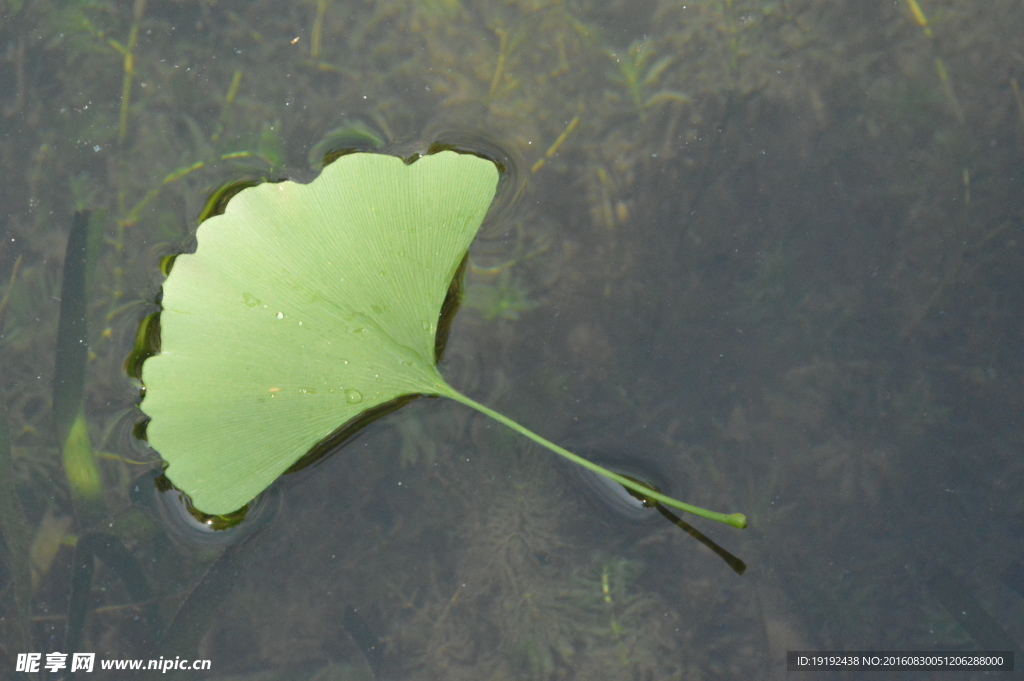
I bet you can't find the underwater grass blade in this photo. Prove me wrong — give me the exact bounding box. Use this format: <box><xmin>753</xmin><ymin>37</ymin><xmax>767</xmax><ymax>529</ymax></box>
<box><xmin>55</xmin><ymin>211</ymin><xmax>105</xmax><ymax>528</ymax></box>
<box><xmin>53</xmin><ymin>211</ymin><xmax>91</xmax><ymax>446</ymax></box>
<box><xmin>141</xmin><ymin>151</ymin><xmax>745</xmax><ymax>528</ymax></box>
<box><xmin>65</xmin><ymin>532</ymin><xmax>160</xmax><ymax>657</ymax></box>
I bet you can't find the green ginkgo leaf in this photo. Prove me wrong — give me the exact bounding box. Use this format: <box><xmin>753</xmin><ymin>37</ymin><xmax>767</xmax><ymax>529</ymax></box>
<box><xmin>140</xmin><ymin>150</ymin><xmax>746</xmax><ymax>529</ymax></box>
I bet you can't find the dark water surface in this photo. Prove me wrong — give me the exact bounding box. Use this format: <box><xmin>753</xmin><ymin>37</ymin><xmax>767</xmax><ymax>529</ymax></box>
<box><xmin>1</xmin><ymin>1</ymin><xmax>1022</xmax><ymax>679</ymax></box>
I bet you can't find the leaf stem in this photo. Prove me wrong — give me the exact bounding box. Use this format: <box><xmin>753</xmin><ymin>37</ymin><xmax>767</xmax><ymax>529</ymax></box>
<box><xmin>440</xmin><ymin>386</ymin><xmax>747</xmax><ymax>529</ymax></box>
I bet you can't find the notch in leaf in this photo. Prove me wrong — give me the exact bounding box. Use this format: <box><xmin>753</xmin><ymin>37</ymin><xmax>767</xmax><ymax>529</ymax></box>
<box><xmin>139</xmin><ymin>151</ymin><xmax>746</xmax><ymax>529</ymax></box>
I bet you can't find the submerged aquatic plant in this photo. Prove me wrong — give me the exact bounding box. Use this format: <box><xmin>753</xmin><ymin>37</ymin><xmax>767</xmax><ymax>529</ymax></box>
<box><xmin>464</xmin><ymin>268</ymin><xmax>539</xmax><ymax>321</ymax></box>
<box><xmin>139</xmin><ymin>150</ymin><xmax>745</xmax><ymax>528</ymax></box>
<box><xmin>605</xmin><ymin>39</ymin><xmax>691</xmax><ymax>118</ymax></box>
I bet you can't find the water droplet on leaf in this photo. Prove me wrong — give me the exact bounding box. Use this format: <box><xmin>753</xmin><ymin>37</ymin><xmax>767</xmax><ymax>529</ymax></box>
<box><xmin>345</xmin><ymin>389</ymin><xmax>363</xmax><ymax>404</ymax></box>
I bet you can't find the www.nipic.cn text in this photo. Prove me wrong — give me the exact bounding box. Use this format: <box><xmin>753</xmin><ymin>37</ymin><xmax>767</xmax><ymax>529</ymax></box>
<box><xmin>16</xmin><ymin>653</ymin><xmax>212</xmax><ymax>673</ymax></box>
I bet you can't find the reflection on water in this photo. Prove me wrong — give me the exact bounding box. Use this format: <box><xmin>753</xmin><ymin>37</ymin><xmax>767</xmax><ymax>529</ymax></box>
<box><xmin>1</xmin><ymin>0</ymin><xmax>1023</xmax><ymax>679</ymax></box>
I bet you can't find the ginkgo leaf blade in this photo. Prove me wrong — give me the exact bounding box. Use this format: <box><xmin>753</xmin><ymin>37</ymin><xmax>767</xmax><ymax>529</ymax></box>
<box><xmin>142</xmin><ymin>151</ymin><xmax>499</xmax><ymax>515</ymax></box>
